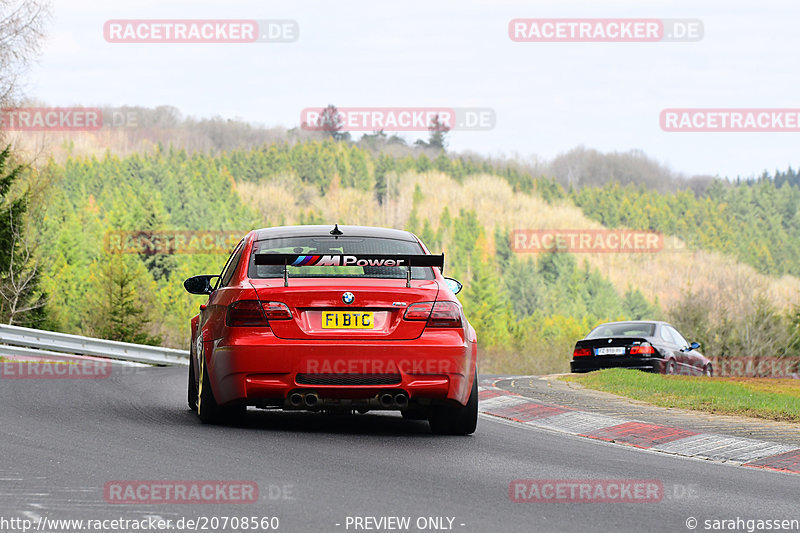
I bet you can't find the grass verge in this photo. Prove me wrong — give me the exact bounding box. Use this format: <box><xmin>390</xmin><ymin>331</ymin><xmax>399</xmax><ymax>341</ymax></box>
<box><xmin>561</xmin><ymin>368</ymin><xmax>800</xmax><ymax>423</ymax></box>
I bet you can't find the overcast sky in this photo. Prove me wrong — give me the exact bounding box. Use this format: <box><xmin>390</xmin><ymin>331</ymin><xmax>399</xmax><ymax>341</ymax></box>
<box><xmin>22</xmin><ymin>0</ymin><xmax>800</xmax><ymax>179</ymax></box>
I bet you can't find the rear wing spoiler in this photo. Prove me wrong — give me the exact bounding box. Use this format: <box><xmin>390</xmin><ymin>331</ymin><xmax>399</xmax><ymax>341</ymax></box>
<box><xmin>253</xmin><ymin>253</ymin><xmax>444</xmax><ymax>287</ymax></box>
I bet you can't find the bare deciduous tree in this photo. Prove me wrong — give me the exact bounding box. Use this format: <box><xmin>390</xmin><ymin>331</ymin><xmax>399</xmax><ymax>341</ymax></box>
<box><xmin>669</xmin><ymin>269</ymin><xmax>797</xmax><ymax>364</ymax></box>
<box><xmin>0</xmin><ymin>0</ymin><xmax>51</xmax><ymax>108</ymax></box>
<box><xmin>0</xmin><ymin>207</ymin><xmax>45</xmax><ymax>325</ymax></box>
<box><xmin>0</xmin><ymin>1</ymin><xmax>50</xmax><ymax>325</ymax></box>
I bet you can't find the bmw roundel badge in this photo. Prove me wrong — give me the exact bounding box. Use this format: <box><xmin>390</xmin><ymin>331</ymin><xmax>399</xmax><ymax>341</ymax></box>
<box><xmin>342</xmin><ymin>292</ymin><xmax>355</xmax><ymax>305</ymax></box>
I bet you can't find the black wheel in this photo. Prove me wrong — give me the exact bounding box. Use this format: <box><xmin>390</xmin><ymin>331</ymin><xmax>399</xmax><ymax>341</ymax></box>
<box><xmin>704</xmin><ymin>364</ymin><xmax>713</xmax><ymax>377</ymax></box>
<box><xmin>666</xmin><ymin>359</ymin><xmax>677</xmax><ymax>375</ymax></box>
<box><xmin>196</xmin><ymin>354</ymin><xmax>246</xmax><ymax>424</ymax></box>
<box><xmin>196</xmin><ymin>352</ymin><xmax>221</xmax><ymax>423</ymax></box>
<box><xmin>428</xmin><ymin>370</ymin><xmax>478</xmax><ymax>435</ymax></box>
<box><xmin>187</xmin><ymin>356</ymin><xmax>197</xmax><ymax>410</ymax></box>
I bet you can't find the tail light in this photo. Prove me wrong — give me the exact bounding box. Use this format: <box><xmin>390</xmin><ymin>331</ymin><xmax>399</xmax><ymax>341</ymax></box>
<box><xmin>573</xmin><ymin>347</ymin><xmax>592</xmax><ymax>358</ymax></box>
<box><xmin>427</xmin><ymin>301</ymin><xmax>463</xmax><ymax>328</ymax></box>
<box><xmin>404</xmin><ymin>301</ymin><xmax>463</xmax><ymax>328</ymax></box>
<box><xmin>404</xmin><ymin>302</ymin><xmax>433</xmax><ymax>321</ymax></box>
<box><xmin>227</xmin><ymin>300</ymin><xmax>291</xmax><ymax>326</ymax></box>
<box><xmin>630</xmin><ymin>343</ymin><xmax>655</xmax><ymax>355</ymax></box>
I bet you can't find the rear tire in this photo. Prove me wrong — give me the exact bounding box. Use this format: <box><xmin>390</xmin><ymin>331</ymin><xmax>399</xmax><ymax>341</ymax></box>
<box><xmin>187</xmin><ymin>356</ymin><xmax>197</xmax><ymax>410</ymax></box>
<box><xmin>196</xmin><ymin>355</ymin><xmax>247</xmax><ymax>424</ymax></box>
<box><xmin>666</xmin><ymin>359</ymin><xmax>677</xmax><ymax>375</ymax></box>
<box><xmin>428</xmin><ymin>370</ymin><xmax>478</xmax><ymax>435</ymax></box>
<box><xmin>196</xmin><ymin>353</ymin><xmax>221</xmax><ymax>424</ymax></box>
<box><xmin>704</xmin><ymin>364</ymin><xmax>713</xmax><ymax>377</ymax></box>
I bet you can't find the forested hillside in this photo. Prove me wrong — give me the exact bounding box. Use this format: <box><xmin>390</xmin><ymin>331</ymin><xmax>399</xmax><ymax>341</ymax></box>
<box><xmin>29</xmin><ymin>149</ymin><xmax>259</xmax><ymax>347</ymax></box>
<box><xmin>574</xmin><ymin>176</ymin><xmax>800</xmax><ymax>278</ymax></box>
<box><xmin>5</xmin><ymin>136</ymin><xmax>798</xmax><ymax>373</ymax></box>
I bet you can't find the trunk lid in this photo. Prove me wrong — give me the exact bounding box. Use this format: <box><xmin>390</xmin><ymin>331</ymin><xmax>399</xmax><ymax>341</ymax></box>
<box><xmin>574</xmin><ymin>337</ymin><xmax>653</xmax><ymax>357</ymax></box>
<box><xmin>249</xmin><ymin>278</ymin><xmax>440</xmax><ymax>340</ymax></box>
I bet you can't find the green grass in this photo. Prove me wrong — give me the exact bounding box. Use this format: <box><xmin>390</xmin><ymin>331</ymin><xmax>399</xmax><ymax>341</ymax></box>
<box><xmin>562</xmin><ymin>368</ymin><xmax>800</xmax><ymax>423</ymax></box>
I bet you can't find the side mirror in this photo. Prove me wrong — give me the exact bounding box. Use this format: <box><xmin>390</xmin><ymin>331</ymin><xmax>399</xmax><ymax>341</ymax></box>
<box><xmin>689</xmin><ymin>341</ymin><xmax>701</xmax><ymax>350</ymax></box>
<box><xmin>444</xmin><ymin>277</ymin><xmax>463</xmax><ymax>295</ymax></box>
<box><xmin>184</xmin><ymin>275</ymin><xmax>219</xmax><ymax>295</ymax></box>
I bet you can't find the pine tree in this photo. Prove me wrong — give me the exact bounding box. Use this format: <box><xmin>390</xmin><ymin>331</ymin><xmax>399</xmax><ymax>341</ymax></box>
<box><xmin>426</xmin><ymin>114</ymin><xmax>450</xmax><ymax>150</ymax></box>
<box><xmin>86</xmin><ymin>255</ymin><xmax>162</xmax><ymax>345</ymax></box>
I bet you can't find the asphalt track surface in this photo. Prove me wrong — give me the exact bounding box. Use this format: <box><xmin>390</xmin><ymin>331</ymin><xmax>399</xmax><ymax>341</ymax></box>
<box><xmin>0</xmin><ymin>366</ymin><xmax>797</xmax><ymax>533</ymax></box>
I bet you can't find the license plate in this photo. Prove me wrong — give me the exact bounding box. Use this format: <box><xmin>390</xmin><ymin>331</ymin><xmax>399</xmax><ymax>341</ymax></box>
<box><xmin>322</xmin><ymin>311</ymin><xmax>374</xmax><ymax>329</ymax></box>
<box><xmin>596</xmin><ymin>347</ymin><xmax>625</xmax><ymax>355</ymax></box>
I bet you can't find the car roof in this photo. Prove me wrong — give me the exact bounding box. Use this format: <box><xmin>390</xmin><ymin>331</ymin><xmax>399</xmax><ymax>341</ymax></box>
<box><xmin>252</xmin><ymin>225</ymin><xmax>419</xmax><ymax>242</ymax></box>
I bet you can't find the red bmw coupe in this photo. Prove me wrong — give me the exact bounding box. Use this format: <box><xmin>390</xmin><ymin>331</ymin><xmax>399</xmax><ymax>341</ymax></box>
<box><xmin>184</xmin><ymin>224</ymin><xmax>478</xmax><ymax>434</ymax></box>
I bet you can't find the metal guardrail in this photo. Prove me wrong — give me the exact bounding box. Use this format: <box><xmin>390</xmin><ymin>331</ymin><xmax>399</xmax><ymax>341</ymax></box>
<box><xmin>0</xmin><ymin>324</ymin><xmax>189</xmax><ymax>366</ymax></box>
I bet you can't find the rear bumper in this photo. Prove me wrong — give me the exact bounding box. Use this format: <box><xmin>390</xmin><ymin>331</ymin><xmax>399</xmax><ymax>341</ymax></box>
<box><xmin>205</xmin><ymin>329</ymin><xmax>476</xmax><ymax>407</ymax></box>
<box><xmin>570</xmin><ymin>356</ymin><xmax>663</xmax><ymax>373</ymax></box>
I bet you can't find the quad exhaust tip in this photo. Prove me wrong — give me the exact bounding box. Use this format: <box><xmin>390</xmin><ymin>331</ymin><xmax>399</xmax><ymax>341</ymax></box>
<box><xmin>304</xmin><ymin>393</ymin><xmax>320</xmax><ymax>407</ymax></box>
<box><xmin>288</xmin><ymin>391</ymin><xmax>409</xmax><ymax>410</ymax></box>
<box><xmin>380</xmin><ymin>393</ymin><xmax>394</xmax><ymax>408</ymax></box>
<box><xmin>288</xmin><ymin>393</ymin><xmax>304</xmax><ymax>407</ymax></box>
<box><xmin>380</xmin><ymin>392</ymin><xmax>408</xmax><ymax>408</ymax></box>
<box><xmin>394</xmin><ymin>393</ymin><xmax>408</xmax><ymax>408</ymax></box>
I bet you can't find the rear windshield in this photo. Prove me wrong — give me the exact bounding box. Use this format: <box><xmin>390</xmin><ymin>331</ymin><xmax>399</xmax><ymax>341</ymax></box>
<box><xmin>586</xmin><ymin>322</ymin><xmax>655</xmax><ymax>338</ymax></box>
<box><xmin>248</xmin><ymin>236</ymin><xmax>434</xmax><ymax>280</ymax></box>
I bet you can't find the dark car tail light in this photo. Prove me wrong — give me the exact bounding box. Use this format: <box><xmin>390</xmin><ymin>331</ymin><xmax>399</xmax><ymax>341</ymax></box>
<box><xmin>427</xmin><ymin>301</ymin><xmax>463</xmax><ymax>328</ymax></box>
<box><xmin>404</xmin><ymin>302</ymin><xmax>434</xmax><ymax>321</ymax></box>
<box><xmin>573</xmin><ymin>347</ymin><xmax>592</xmax><ymax>357</ymax></box>
<box><xmin>227</xmin><ymin>300</ymin><xmax>267</xmax><ymax>327</ymax></box>
<box><xmin>630</xmin><ymin>343</ymin><xmax>655</xmax><ymax>355</ymax></box>
<box><xmin>226</xmin><ymin>300</ymin><xmax>291</xmax><ymax>327</ymax></box>
<box><xmin>404</xmin><ymin>301</ymin><xmax>462</xmax><ymax>328</ymax></box>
